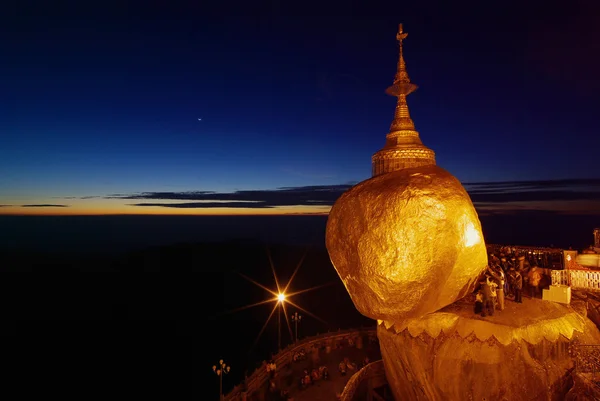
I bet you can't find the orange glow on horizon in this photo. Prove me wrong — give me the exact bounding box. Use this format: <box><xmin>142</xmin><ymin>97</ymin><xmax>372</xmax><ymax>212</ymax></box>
<box><xmin>0</xmin><ymin>195</ymin><xmax>333</xmax><ymax>216</ymax></box>
<box><xmin>2</xmin><ymin>198</ymin><xmax>599</xmax><ymax>217</ymax></box>
<box><xmin>0</xmin><ymin>205</ymin><xmax>332</xmax><ymax>216</ymax></box>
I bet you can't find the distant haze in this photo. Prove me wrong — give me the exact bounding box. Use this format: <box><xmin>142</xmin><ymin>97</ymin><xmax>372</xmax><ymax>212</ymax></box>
<box><xmin>0</xmin><ymin>214</ymin><xmax>597</xmax><ymax>255</ymax></box>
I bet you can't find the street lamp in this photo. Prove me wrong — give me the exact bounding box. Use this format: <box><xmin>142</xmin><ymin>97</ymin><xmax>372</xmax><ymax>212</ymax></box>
<box><xmin>277</xmin><ymin>293</ymin><xmax>285</xmax><ymax>350</ymax></box>
<box><xmin>212</xmin><ymin>359</ymin><xmax>231</xmax><ymax>401</ymax></box>
<box><xmin>291</xmin><ymin>312</ymin><xmax>302</xmax><ymax>343</ymax></box>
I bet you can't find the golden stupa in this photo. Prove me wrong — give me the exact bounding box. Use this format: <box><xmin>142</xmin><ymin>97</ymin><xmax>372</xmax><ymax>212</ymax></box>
<box><xmin>371</xmin><ymin>24</ymin><xmax>435</xmax><ymax>176</ymax></box>
<box><xmin>326</xmin><ymin>24</ymin><xmax>488</xmax><ymax>326</ymax></box>
<box><xmin>328</xmin><ymin>25</ymin><xmax>600</xmax><ymax>401</ymax></box>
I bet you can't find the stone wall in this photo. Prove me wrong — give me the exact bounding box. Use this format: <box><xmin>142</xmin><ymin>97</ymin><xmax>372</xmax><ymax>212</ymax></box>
<box><xmin>339</xmin><ymin>359</ymin><xmax>387</xmax><ymax>401</ymax></box>
<box><xmin>573</xmin><ymin>290</ymin><xmax>600</xmax><ymax>331</ymax></box>
<box><xmin>565</xmin><ymin>372</ymin><xmax>600</xmax><ymax>400</ymax></box>
<box><xmin>577</xmin><ymin>254</ymin><xmax>600</xmax><ymax>269</ymax></box>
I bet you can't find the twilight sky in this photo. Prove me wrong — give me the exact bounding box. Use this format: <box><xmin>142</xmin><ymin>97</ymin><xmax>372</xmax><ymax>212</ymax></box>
<box><xmin>2</xmin><ymin>0</ymin><xmax>599</xmax><ymax>215</ymax></box>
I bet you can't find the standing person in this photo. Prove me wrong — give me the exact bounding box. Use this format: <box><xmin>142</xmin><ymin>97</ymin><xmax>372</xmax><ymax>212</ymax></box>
<box><xmin>495</xmin><ymin>269</ymin><xmax>505</xmax><ymax>310</ymax></box>
<box><xmin>474</xmin><ymin>290</ymin><xmax>483</xmax><ymax>315</ymax></box>
<box><xmin>506</xmin><ymin>268</ymin><xmax>516</xmax><ymax>299</ymax></box>
<box><xmin>481</xmin><ymin>278</ymin><xmax>495</xmax><ymax>317</ymax></box>
<box><xmin>487</xmin><ymin>265</ymin><xmax>505</xmax><ymax>311</ymax></box>
<box><xmin>529</xmin><ymin>267</ymin><xmax>542</xmax><ymax>298</ymax></box>
<box><xmin>487</xmin><ymin>276</ymin><xmax>498</xmax><ymax>310</ymax></box>
<box><xmin>514</xmin><ymin>270</ymin><xmax>523</xmax><ymax>303</ymax></box>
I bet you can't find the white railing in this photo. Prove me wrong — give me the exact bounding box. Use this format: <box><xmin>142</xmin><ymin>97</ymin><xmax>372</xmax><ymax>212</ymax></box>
<box><xmin>551</xmin><ymin>270</ymin><xmax>569</xmax><ymax>286</ymax></box>
<box><xmin>551</xmin><ymin>270</ymin><xmax>600</xmax><ymax>291</ymax></box>
<box><xmin>571</xmin><ymin>270</ymin><xmax>600</xmax><ymax>290</ymax></box>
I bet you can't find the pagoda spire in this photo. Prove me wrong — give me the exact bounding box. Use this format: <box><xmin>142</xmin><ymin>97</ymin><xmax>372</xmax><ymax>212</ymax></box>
<box><xmin>371</xmin><ymin>24</ymin><xmax>435</xmax><ymax>177</ymax></box>
<box><xmin>386</xmin><ymin>23</ymin><xmax>418</xmax><ymax>131</ymax></box>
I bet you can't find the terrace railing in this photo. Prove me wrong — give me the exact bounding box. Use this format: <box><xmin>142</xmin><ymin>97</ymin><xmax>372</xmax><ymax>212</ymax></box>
<box><xmin>339</xmin><ymin>359</ymin><xmax>387</xmax><ymax>401</ymax></box>
<box><xmin>551</xmin><ymin>270</ymin><xmax>600</xmax><ymax>291</ymax></box>
<box><xmin>223</xmin><ymin>326</ymin><xmax>377</xmax><ymax>401</ymax></box>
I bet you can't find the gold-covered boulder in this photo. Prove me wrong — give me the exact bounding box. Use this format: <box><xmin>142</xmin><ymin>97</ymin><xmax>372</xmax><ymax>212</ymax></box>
<box><xmin>326</xmin><ymin>164</ymin><xmax>488</xmax><ymax>324</ymax></box>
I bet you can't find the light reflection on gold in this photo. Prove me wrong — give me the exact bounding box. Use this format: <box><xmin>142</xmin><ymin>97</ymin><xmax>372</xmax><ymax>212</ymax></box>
<box><xmin>463</xmin><ymin>220</ymin><xmax>481</xmax><ymax>247</ymax></box>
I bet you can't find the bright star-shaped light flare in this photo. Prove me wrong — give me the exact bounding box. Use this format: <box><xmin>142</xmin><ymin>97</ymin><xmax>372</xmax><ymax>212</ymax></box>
<box><xmin>224</xmin><ymin>246</ymin><xmax>334</xmax><ymax>352</ymax></box>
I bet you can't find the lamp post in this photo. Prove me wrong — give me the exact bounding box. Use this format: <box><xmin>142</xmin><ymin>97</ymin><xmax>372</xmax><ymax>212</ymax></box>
<box><xmin>277</xmin><ymin>293</ymin><xmax>285</xmax><ymax>351</ymax></box>
<box><xmin>291</xmin><ymin>312</ymin><xmax>302</xmax><ymax>343</ymax></box>
<box><xmin>212</xmin><ymin>359</ymin><xmax>231</xmax><ymax>401</ymax></box>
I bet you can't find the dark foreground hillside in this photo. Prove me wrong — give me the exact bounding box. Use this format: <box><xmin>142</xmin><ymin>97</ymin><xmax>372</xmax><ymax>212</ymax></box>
<box><xmin>0</xmin><ymin>241</ymin><xmax>371</xmax><ymax>400</ymax></box>
<box><xmin>0</xmin><ymin>212</ymin><xmax>597</xmax><ymax>399</ymax></box>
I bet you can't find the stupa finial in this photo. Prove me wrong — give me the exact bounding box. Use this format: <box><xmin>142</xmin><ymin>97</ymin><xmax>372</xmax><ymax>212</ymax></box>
<box><xmin>386</xmin><ymin>23</ymin><xmax>417</xmax><ymax>97</ymax></box>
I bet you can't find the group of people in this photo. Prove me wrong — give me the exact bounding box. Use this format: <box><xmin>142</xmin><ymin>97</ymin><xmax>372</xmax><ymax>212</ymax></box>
<box><xmin>266</xmin><ymin>361</ymin><xmax>294</xmax><ymax>401</ymax></box>
<box><xmin>266</xmin><ymin>360</ymin><xmax>277</xmax><ymax>378</ymax></box>
<box><xmin>265</xmin><ymin>336</ymin><xmax>378</xmax><ymax>400</ymax></box>
<box><xmin>338</xmin><ymin>357</ymin><xmax>358</xmax><ymax>376</ymax></box>
<box><xmin>292</xmin><ymin>349</ymin><xmax>306</xmax><ymax>363</ymax></box>
<box><xmin>474</xmin><ymin>252</ymin><xmax>546</xmax><ymax>316</ymax></box>
<box><xmin>488</xmin><ymin>245</ymin><xmax>559</xmax><ymax>270</ymax></box>
<box><xmin>267</xmin><ymin>382</ymin><xmax>292</xmax><ymax>401</ymax></box>
<box><xmin>475</xmin><ymin>265</ymin><xmax>520</xmax><ymax>316</ymax></box>
<box><xmin>299</xmin><ymin>365</ymin><xmax>330</xmax><ymax>388</ymax></box>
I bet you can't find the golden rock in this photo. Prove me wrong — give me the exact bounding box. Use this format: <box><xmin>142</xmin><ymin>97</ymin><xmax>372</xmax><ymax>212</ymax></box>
<box><xmin>326</xmin><ymin>164</ymin><xmax>488</xmax><ymax>324</ymax></box>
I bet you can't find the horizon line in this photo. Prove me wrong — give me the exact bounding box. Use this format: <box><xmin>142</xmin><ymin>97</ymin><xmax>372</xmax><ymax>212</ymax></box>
<box><xmin>0</xmin><ymin>212</ymin><xmax>331</xmax><ymax>217</ymax></box>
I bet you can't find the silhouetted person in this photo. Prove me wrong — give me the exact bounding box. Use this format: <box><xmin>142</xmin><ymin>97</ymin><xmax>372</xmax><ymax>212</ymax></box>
<box><xmin>514</xmin><ymin>270</ymin><xmax>523</xmax><ymax>303</ymax></box>
<box><xmin>338</xmin><ymin>360</ymin><xmax>347</xmax><ymax>376</ymax></box>
<box><xmin>474</xmin><ymin>290</ymin><xmax>483</xmax><ymax>314</ymax></box>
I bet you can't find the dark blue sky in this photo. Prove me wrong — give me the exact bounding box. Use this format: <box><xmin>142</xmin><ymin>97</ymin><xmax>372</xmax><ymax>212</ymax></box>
<box><xmin>2</xmin><ymin>0</ymin><xmax>599</xmax><ymax>214</ymax></box>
